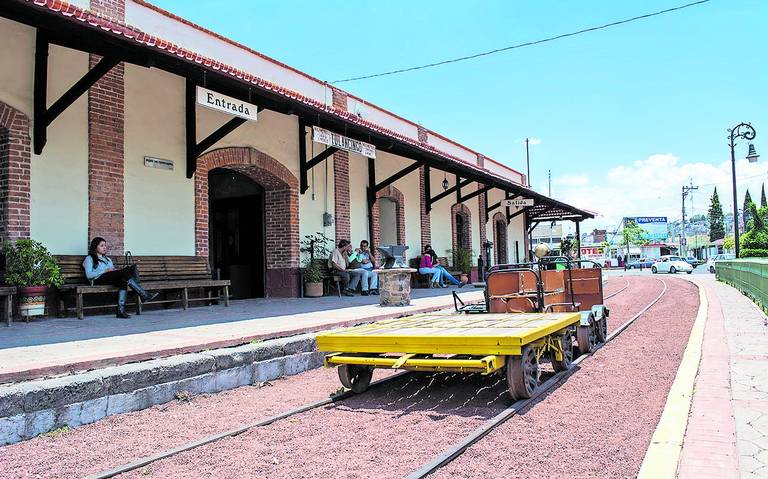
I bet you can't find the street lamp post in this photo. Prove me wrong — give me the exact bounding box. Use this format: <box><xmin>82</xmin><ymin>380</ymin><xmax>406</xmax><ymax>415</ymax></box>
<box><xmin>728</xmin><ymin>122</ymin><xmax>758</xmax><ymax>258</ymax></box>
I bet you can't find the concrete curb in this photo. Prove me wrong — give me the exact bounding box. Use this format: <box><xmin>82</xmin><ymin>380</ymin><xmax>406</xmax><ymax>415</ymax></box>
<box><xmin>0</xmin><ymin>333</ymin><xmax>323</xmax><ymax>446</ymax></box>
<box><xmin>637</xmin><ymin>278</ymin><xmax>709</xmax><ymax>478</ymax></box>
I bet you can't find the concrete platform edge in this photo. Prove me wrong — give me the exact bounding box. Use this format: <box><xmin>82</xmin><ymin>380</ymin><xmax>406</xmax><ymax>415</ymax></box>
<box><xmin>0</xmin><ymin>334</ymin><xmax>324</xmax><ymax>446</ymax></box>
<box><xmin>637</xmin><ymin>279</ymin><xmax>708</xmax><ymax>478</ymax></box>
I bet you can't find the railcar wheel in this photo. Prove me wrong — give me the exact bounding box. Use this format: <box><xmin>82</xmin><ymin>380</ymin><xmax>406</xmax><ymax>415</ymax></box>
<box><xmin>595</xmin><ymin>317</ymin><xmax>608</xmax><ymax>344</ymax></box>
<box><xmin>577</xmin><ymin>321</ymin><xmax>597</xmax><ymax>355</ymax></box>
<box><xmin>550</xmin><ymin>332</ymin><xmax>574</xmax><ymax>372</ymax></box>
<box><xmin>506</xmin><ymin>346</ymin><xmax>540</xmax><ymax>400</ymax></box>
<box><xmin>338</xmin><ymin>365</ymin><xmax>373</xmax><ymax>393</ymax></box>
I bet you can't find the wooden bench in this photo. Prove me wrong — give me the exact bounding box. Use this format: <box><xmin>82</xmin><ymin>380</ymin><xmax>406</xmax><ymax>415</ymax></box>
<box><xmin>0</xmin><ymin>286</ymin><xmax>15</xmax><ymax>327</ymax></box>
<box><xmin>314</xmin><ymin>259</ymin><xmax>342</xmax><ymax>297</ymax></box>
<box><xmin>56</xmin><ymin>255</ymin><xmax>230</xmax><ymax>319</ymax></box>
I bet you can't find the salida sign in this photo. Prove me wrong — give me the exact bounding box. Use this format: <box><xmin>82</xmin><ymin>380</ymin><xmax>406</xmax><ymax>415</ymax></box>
<box><xmin>197</xmin><ymin>87</ymin><xmax>258</xmax><ymax>122</ymax></box>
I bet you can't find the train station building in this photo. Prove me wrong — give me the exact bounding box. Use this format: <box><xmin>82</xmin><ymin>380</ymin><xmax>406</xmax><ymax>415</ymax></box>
<box><xmin>0</xmin><ymin>0</ymin><xmax>592</xmax><ymax>298</ymax></box>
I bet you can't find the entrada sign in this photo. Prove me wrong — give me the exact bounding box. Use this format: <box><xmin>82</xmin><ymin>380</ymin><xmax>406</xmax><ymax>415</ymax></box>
<box><xmin>313</xmin><ymin>127</ymin><xmax>376</xmax><ymax>159</ymax></box>
<box><xmin>501</xmin><ymin>198</ymin><xmax>534</xmax><ymax>208</ymax></box>
<box><xmin>197</xmin><ymin>87</ymin><xmax>258</xmax><ymax>122</ymax></box>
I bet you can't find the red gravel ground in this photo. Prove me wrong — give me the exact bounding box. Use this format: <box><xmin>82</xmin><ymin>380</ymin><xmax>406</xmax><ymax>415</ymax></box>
<box><xmin>0</xmin><ymin>276</ymin><xmax>693</xmax><ymax>479</ymax></box>
<box><xmin>432</xmin><ymin>276</ymin><xmax>698</xmax><ymax>479</ymax></box>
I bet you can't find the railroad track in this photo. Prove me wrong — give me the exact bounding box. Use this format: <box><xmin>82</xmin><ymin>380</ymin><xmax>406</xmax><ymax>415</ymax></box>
<box><xmin>604</xmin><ymin>280</ymin><xmax>631</xmax><ymax>299</ymax></box>
<box><xmin>88</xmin><ymin>278</ymin><xmax>668</xmax><ymax>479</ymax></box>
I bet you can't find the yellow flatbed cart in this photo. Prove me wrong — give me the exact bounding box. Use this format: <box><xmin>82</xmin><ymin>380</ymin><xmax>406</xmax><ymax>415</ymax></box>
<box><xmin>317</xmin><ymin>311</ymin><xmax>583</xmax><ymax>400</ymax></box>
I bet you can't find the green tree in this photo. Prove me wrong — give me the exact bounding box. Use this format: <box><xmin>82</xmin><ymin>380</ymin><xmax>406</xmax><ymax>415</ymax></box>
<box><xmin>744</xmin><ymin>189</ymin><xmax>754</xmax><ymax>229</ymax></box>
<box><xmin>621</xmin><ymin>218</ymin><xmax>648</xmax><ymax>258</ymax></box>
<box><xmin>708</xmin><ymin>187</ymin><xmax>725</xmax><ymax>242</ymax></box>
<box><xmin>762</xmin><ymin>184</ymin><xmax>767</xmax><ymax>208</ymax></box>
<box><xmin>741</xmin><ymin>202</ymin><xmax>768</xmax><ymax>257</ymax></box>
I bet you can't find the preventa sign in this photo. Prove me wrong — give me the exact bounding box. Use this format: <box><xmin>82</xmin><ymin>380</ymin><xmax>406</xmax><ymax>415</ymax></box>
<box><xmin>313</xmin><ymin>127</ymin><xmax>376</xmax><ymax>159</ymax></box>
<box><xmin>501</xmin><ymin>198</ymin><xmax>534</xmax><ymax>208</ymax></box>
<box><xmin>197</xmin><ymin>87</ymin><xmax>258</xmax><ymax>122</ymax></box>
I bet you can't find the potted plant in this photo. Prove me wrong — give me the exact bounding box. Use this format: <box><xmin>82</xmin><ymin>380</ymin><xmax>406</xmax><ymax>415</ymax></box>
<box><xmin>1</xmin><ymin>239</ymin><xmax>64</xmax><ymax>318</ymax></box>
<box><xmin>450</xmin><ymin>247</ymin><xmax>474</xmax><ymax>283</ymax></box>
<box><xmin>300</xmin><ymin>232</ymin><xmax>332</xmax><ymax>298</ymax></box>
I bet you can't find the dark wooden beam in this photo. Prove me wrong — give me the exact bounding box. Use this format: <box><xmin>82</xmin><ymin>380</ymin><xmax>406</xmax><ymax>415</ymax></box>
<box><xmin>185</xmin><ymin>77</ymin><xmax>197</xmax><ymax>178</ymax></box>
<box><xmin>33</xmin><ymin>30</ymin><xmax>49</xmax><ymax>155</ymax></box>
<box><xmin>456</xmin><ymin>175</ymin><xmax>462</xmax><ymax>203</ymax></box>
<box><xmin>507</xmin><ymin>206</ymin><xmax>530</xmax><ymax>222</ymax></box>
<box><xmin>45</xmin><ymin>56</ymin><xmax>119</xmax><ymax>126</ymax></box>
<box><xmin>375</xmin><ymin>160</ymin><xmax>423</xmax><ymax>192</ymax></box>
<box><xmin>196</xmin><ymin>117</ymin><xmax>247</xmax><ymax>156</ymax></box>
<box><xmin>306</xmin><ymin>146</ymin><xmax>339</xmax><ymax>170</ymax></box>
<box><xmin>505</xmin><ymin>191</ymin><xmax>512</xmax><ymax>224</ymax></box>
<box><xmin>429</xmin><ymin>178</ymin><xmax>472</xmax><ymax>206</ymax></box>
<box><xmin>298</xmin><ymin>117</ymin><xmax>308</xmax><ymax>193</ymax></box>
<box><xmin>457</xmin><ymin>183</ymin><xmax>494</xmax><ymax>204</ymax></box>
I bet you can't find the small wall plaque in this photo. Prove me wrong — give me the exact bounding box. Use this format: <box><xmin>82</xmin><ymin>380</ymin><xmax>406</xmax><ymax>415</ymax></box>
<box><xmin>144</xmin><ymin>157</ymin><xmax>174</xmax><ymax>171</ymax></box>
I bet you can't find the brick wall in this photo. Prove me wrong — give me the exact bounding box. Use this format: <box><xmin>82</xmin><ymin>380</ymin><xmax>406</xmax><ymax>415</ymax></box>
<box><xmin>0</xmin><ymin>102</ymin><xmax>31</xmax><ymax>241</ymax></box>
<box><xmin>87</xmin><ymin>0</ymin><xmax>126</xmax><ymax>253</ymax></box>
<box><xmin>419</xmin><ymin>166</ymin><xmax>431</xmax><ymax>248</ymax></box>
<box><xmin>331</xmin><ymin>88</ymin><xmax>348</xmax><ymax>112</ymax></box>
<box><xmin>478</xmin><ymin>187</ymin><xmax>487</xmax><ymax>247</ymax></box>
<box><xmin>196</xmin><ymin>147</ymin><xmax>300</xmax><ymax>297</ymax></box>
<box><xmin>333</xmin><ymin>150</ymin><xmax>350</xmax><ymax>241</ymax></box>
<box><xmin>417</xmin><ymin>126</ymin><xmax>428</xmax><ymax>144</ymax></box>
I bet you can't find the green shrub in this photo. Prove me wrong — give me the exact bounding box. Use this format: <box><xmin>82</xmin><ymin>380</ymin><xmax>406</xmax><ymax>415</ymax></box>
<box><xmin>1</xmin><ymin>239</ymin><xmax>64</xmax><ymax>288</ymax></box>
<box><xmin>741</xmin><ymin>248</ymin><xmax>768</xmax><ymax>258</ymax></box>
<box><xmin>302</xmin><ymin>259</ymin><xmax>323</xmax><ymax>283</ymax></box>
<box><xmin>741</xmin><ymin>203</ymin><xmax>768</xmax><ymax>258</ymax></box>
<box><xmin>450</xmin><ymin>247</ymin><xmax>474</xmax><ymax>274</ymax></box>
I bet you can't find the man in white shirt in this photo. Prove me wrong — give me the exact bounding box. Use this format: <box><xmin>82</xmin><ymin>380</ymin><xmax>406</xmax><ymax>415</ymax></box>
<box><xmin>329</xmin><ymin>240</ymin><xmax>361</xmax><ymax>296</ymax></box>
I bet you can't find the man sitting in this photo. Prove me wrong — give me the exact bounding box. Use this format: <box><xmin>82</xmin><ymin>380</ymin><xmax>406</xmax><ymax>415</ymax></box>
<box><xmin>329</xmin><ymin>239</ymin><xmax>361</xmax><ymax>296</ymax></box>
<box><xmin>350</xmin><ymin>240</ymin><xmax>379</xmax><ymax>296</ymax></box>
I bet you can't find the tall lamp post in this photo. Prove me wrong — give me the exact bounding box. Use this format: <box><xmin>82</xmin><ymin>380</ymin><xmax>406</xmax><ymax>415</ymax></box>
<box><xmin>728</xmin><ymin>122</ymin><xmax>759</xmax><ymax>258</ymax></box>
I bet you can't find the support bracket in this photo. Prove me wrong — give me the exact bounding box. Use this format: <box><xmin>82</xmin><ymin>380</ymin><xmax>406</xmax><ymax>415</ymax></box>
<box><xmin>375</xmin><ymin>160</ymin><xmax>423</xmax><ymax>192</ymax></box>
<box><xmin>428</xmin><ymin>177</ymin><xmax>472</xmax><ymax>209</ymax></box>
<box><xmin>34</xmin><ymin>30</ymin><xmax>120</xmax><ymax>155</ymax></box>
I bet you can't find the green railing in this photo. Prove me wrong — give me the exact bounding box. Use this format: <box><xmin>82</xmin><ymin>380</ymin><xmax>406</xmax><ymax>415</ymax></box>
<box><xmin>717</xmin><ymin>258</ymin><xmax>768</xmax><ymax>312</ymax></box>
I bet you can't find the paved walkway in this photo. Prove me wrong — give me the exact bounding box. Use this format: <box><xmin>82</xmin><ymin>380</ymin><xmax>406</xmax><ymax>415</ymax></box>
<box><xmin>0</xmin><ymin>288</ymin><xmax>482</xmax><ymax>384</ymax></box>
<box><xmin>678</xmin><ymin>276</ymin><xmax>768</xmax><ymax>478</ymax></box>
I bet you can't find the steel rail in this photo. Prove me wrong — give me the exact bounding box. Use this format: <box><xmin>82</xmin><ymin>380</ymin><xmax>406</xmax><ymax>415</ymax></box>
<box><xmin>604</xmin><ymin>280</ymin><xmax>631</xmax><ymax>300</ymax></box>
<box><xmin>87</xmin><ymin>371</ymin><xmax>410</xmax><ymax>479</ymax></box>
<box><xmin>405</xmin><ymin>278</ymin><xmax>668</xmax><ymax>479</ymax></box>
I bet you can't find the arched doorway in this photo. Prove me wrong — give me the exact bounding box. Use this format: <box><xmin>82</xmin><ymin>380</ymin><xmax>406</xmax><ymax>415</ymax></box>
<box><xmin>0</xmin><ymin>101</ymin><xmax>31</xmax><ymax>240</ymax></box>
<box><xmin>208</xmin><ymin>168</ymin><xmax>265</xmax><ymax>298</ymax></box>
<box><xmin>451</xmin><ymin>203</ymin><xmax>472</xmax><ymax>251</ymax></box>
<box><xmin>196</xmin><ymin>147</ymin><xmax>300</xmax><ymax>297</ymax></box>
<box><xmin>372</xmin><ymin>184</ymin><xmax>406</xmax><ymax>248</ymax></box>
<box><xmin>493</xmin><ymin>212</ymin><xmax>508</xmax><ymax>265</ymax></box>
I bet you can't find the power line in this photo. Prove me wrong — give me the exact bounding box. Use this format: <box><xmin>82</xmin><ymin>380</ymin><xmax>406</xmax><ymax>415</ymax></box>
<box><xmin>331</xmin><ymin>0</ymin><xmax>711</xmax><ymax>84</ymax></box>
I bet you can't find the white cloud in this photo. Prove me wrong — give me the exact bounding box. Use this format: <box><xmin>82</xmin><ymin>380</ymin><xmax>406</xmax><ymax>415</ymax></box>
<box><xmin>549</xmin><ymin>153</ymin><xmax>768</xmax><ymax>232</ymax></box>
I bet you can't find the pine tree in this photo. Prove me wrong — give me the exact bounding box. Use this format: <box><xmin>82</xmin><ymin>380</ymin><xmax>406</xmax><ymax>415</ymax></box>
<box><xmin>708</xmin><ymin>187</ymin><xmax>725</xmax><ymax>241</ymax></box>
<box><xmin>761</xmin><ymin>183</ymin><xmax>767</xmax><ymax>208</ymax></box>
<box><xmin>744</xmin><ymin>189</ymin><xmax>754</xmax><ymax>230</ymax></box>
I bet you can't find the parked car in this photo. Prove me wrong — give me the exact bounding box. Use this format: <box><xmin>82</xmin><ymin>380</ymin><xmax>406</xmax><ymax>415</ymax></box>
<box><xmin>684</xmin><ymin>256</ymin><xmax>700</xmax><ymax>268</ymax></box>
<box><xmin>627</xmin><ymin>257</ymin><xmax>655</xmax><ymax>269</ymax></box>
<box><xmin>651</xmin><ymin>255</ymin><xmax>694</xmax><ymax>274</ymax></box>
<box><xmin>705</xmin><ymin>254</ymin><xmax>736</xmax><ymax>274</ymax></box>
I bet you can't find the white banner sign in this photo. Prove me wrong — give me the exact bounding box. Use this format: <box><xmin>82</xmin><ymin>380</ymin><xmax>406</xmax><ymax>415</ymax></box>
<box><xmin>502</xmin><ymin>198</ymin><xmax>534</xmax><ymax>208</ymax></box>
<box><xmin>197</xmin><ymin>87</ymin><xmax>258</xmax><ymax>122</ymax></box>
<box><xmin>313</xmin><ymin>126</ymin><xmax>376</xmax><ymax>159</ymax></box>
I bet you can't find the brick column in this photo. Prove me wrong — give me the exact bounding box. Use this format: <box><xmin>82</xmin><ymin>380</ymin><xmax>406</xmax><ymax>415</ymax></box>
<box><xmin>88</xmin><ymin>0</ymin><xmax>125</xmax><ymax>252</ymax></box>
<box><xmin>419</xmin><ymin>166</ymin><xmax>431</xmax><ymax>248</ymax></box>
<box><xmin>333</xmin><ymin>150</ymin><xmax>350</xmax><ymax>241</ymax></box>
<box><xmin>0</xmin><ymin>102</ymin><xmax>31</xmax><ymax>240</ymax></box>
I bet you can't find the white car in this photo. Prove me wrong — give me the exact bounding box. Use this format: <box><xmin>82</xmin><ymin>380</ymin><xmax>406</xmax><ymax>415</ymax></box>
<box><xmin>705</xmin><ymin>253</ymin><xmax>736</xmax><ymax>274</ymax></box>
<box><xmin>651</xmin><ymin>255</ymin><xmax>694</xmax><ymax>274</ymax></box>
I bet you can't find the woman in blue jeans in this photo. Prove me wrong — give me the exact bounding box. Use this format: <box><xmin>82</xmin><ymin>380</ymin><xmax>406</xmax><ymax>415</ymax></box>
<box><xmin>419</xmin><ymin>245</ymin><xmax>464</xmax><ymax>288</ymax></box>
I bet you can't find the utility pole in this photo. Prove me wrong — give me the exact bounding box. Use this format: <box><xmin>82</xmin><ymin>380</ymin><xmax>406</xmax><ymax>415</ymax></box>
<box><xmin>681</xmin><ymin>181</ymin><xmax>698</xmax><ymax>257</ymax></box>
<box><xmin>548</xmin><ymin>169</ymin><xmax>551</xmax><ymax>197</ymax></box>
<box><xmin>525</xmin><ymin>138</ymin><xmax>531</xmax><ymax>188</ymax></box>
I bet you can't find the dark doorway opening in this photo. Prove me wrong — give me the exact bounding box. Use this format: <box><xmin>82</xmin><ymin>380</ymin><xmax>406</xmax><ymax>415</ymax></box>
<box><xmin>209</xmin><ymin>168</ymin><xmax>265</xmax><ymax>299</ymax></box>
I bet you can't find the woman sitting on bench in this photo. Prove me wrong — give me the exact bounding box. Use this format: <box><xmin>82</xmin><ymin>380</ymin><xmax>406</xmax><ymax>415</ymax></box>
<box><xmin>419</xmin><ymin>245</ymin><xmax>465</xmax><ymax>288</ymax></box>
<box><xmin>83</xmin><ymin>237</ymin><xmax>159</xmax><ymax>318</ymax></box>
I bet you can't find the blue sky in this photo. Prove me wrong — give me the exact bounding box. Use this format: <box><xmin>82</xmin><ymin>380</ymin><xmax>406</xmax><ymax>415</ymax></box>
<box><xmin>152</xmin><ymin>0</ymin><xmax>767</xmax><ymax>233</ymax></box>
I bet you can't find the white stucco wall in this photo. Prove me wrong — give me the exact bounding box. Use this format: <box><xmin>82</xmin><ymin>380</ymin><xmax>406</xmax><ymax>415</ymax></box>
<box><xmin>348</xmin><ymin>152</ymin><xmax>369</xmax><ymax>246</ymax></box>
<box><xmin>300</xmin><ymin>131</ymin><xmax>335</xmax><ymax>251</ymax></box>
<box><xmin>0</xmin><ymin>17</ymin><xmax>90</xmax><ymax>254</ymax></box>
<box><xmin>124</xmin><ymin>65</ymin><xmax>194</xmax><ymax>255</ymax></box>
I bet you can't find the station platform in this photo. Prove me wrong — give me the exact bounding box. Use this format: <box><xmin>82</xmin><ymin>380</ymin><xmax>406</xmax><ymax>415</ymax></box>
<box><xmin>0</xmin><ymin>288</ymin><xmax>483</xmax><ymax>384</ymax></box>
